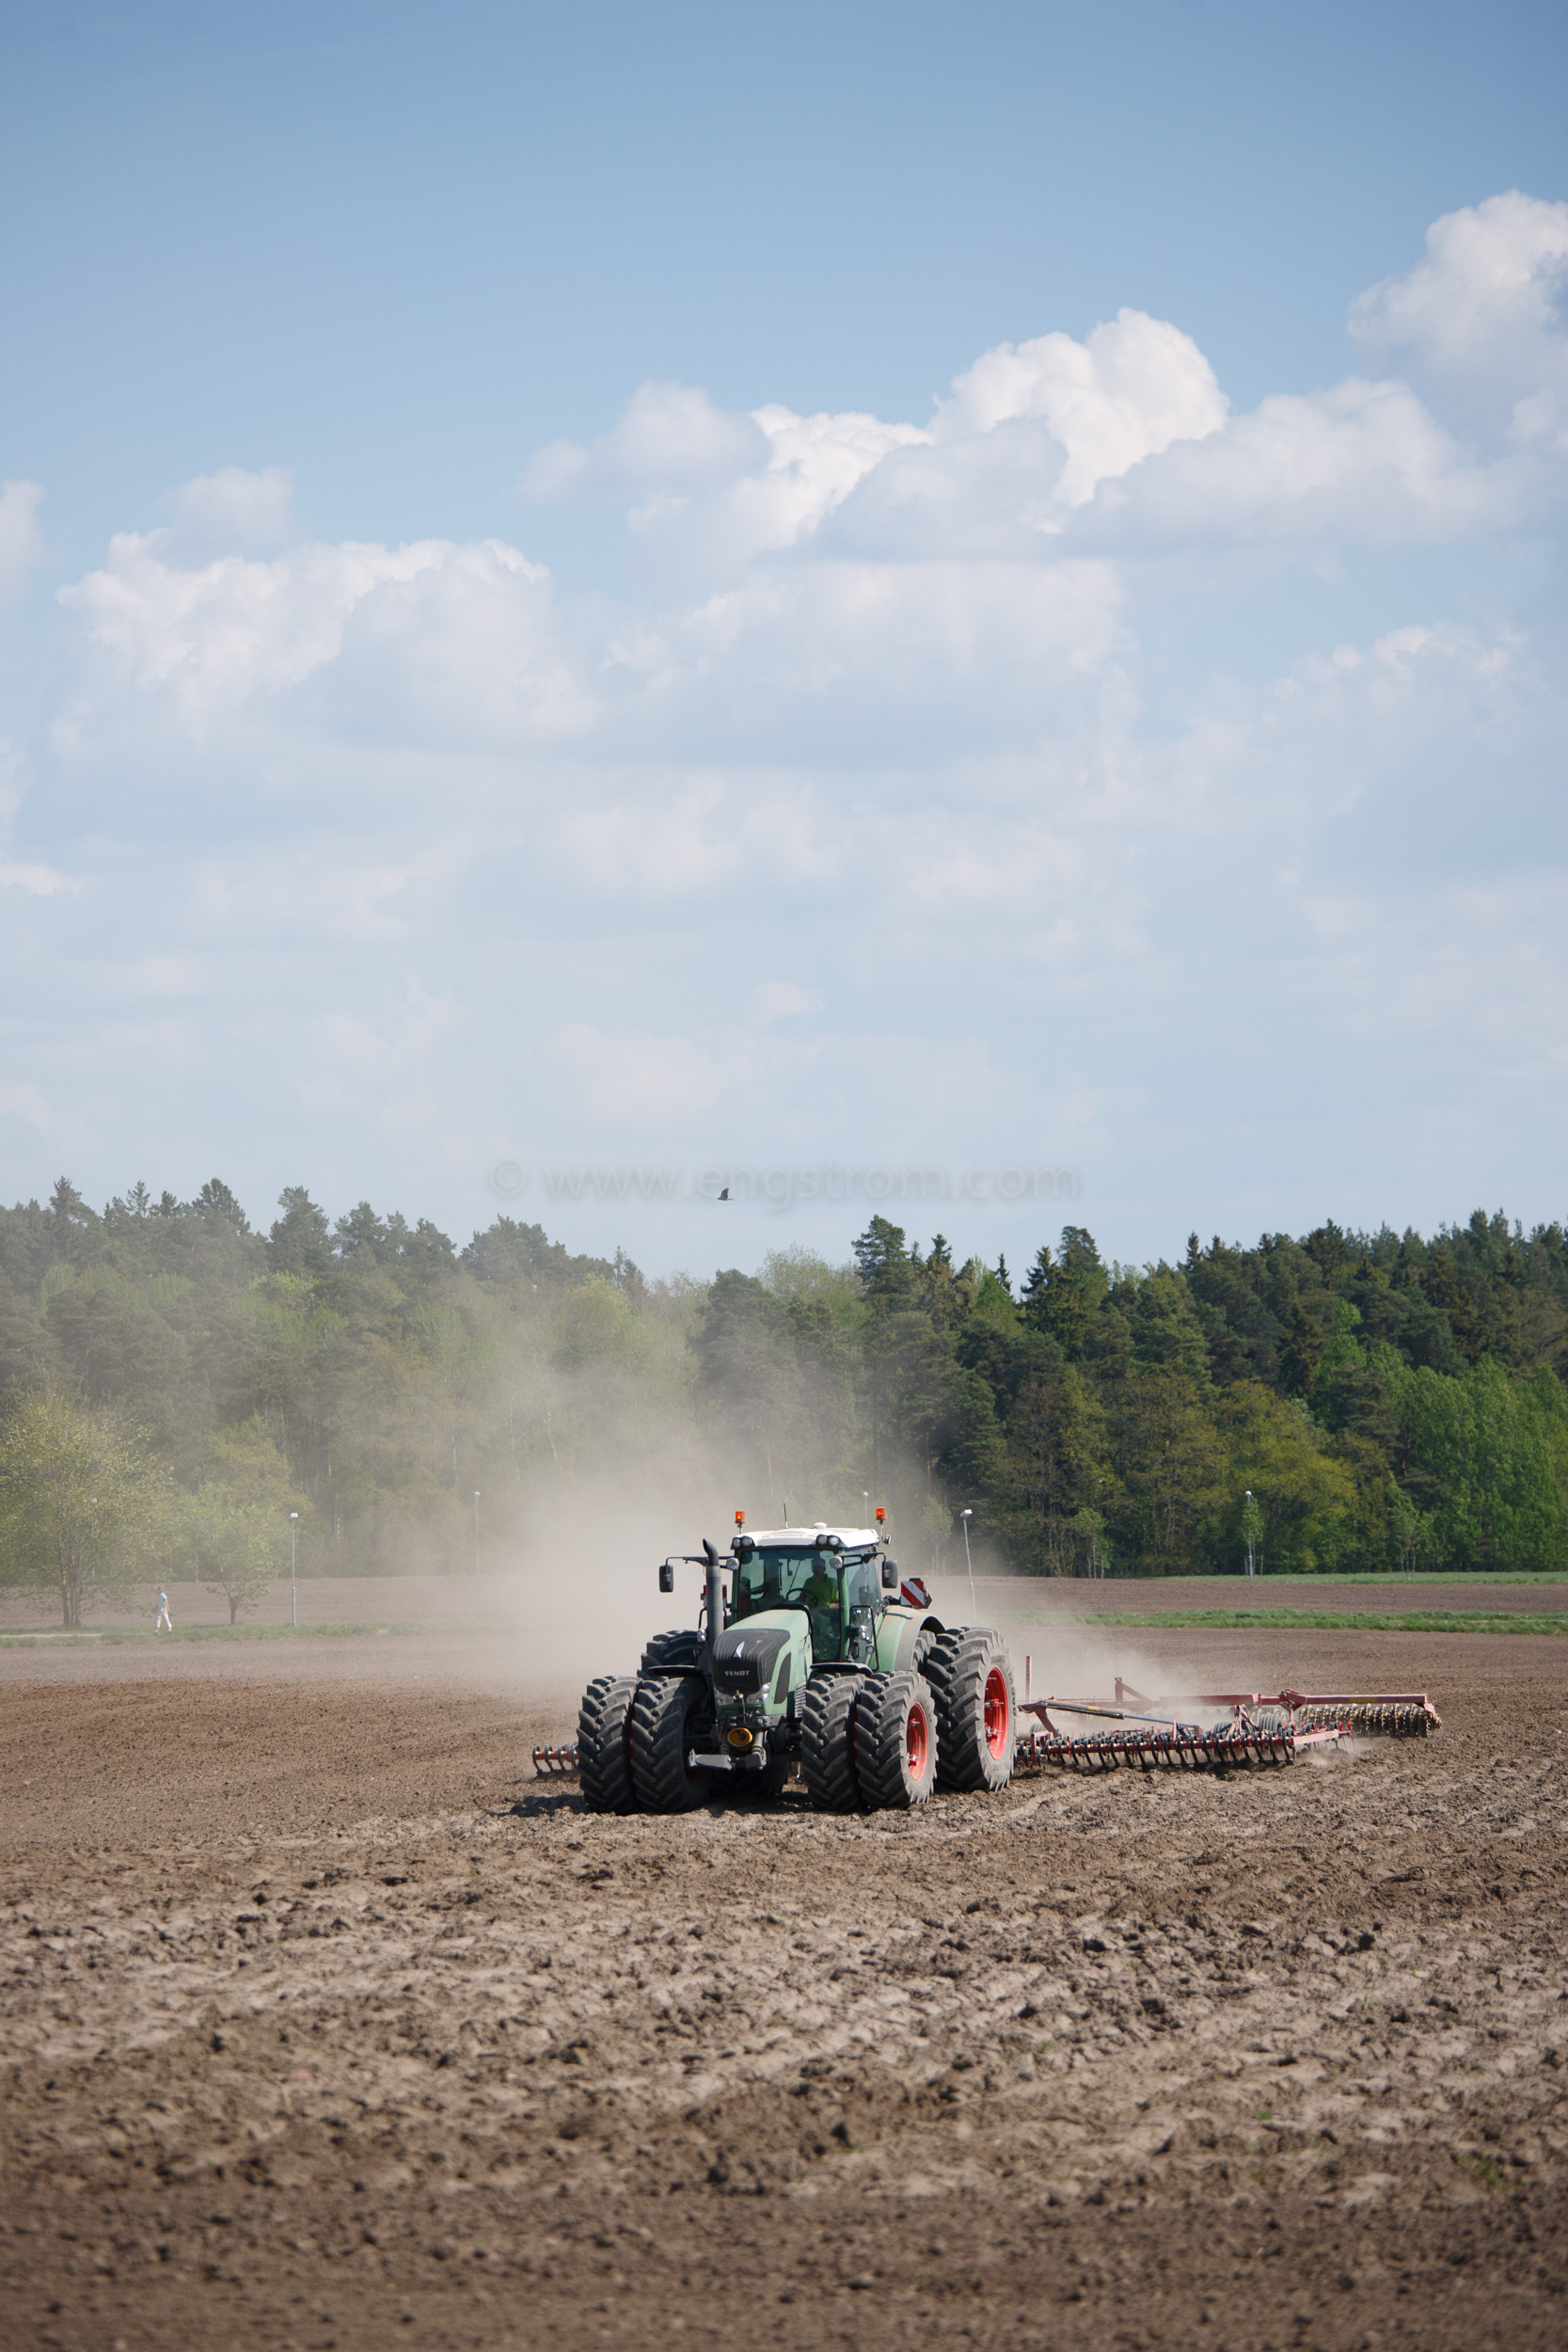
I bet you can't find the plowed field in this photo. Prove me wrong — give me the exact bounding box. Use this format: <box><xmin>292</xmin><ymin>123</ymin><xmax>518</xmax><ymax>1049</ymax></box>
<box><xmin>2</xmin><ymin>1628</ymin><xmax>1563</xmax><ymax>2351</ymax></box>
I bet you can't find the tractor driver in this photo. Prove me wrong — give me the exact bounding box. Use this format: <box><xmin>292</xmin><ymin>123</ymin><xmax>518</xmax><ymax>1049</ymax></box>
<box><xmin>800</xmin><ymin>1558</ymin><xmax>843</xmax><ymax>1661</ymax></box>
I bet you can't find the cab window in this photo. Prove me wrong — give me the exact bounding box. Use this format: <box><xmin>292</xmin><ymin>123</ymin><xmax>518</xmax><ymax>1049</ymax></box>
<box><xmin>732</xmin><ymin>1546</ymin><xmax>879</xmax><ymax>1662</ymax></box>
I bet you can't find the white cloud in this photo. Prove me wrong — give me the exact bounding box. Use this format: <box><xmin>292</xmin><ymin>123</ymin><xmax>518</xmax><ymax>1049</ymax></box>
<box><xmin>0</xmin><ymin>1084</ymin><xmax>56</xmax><ymax>1135</ymax></box>
<box><xmin>1350</xmin><ymin>191</ymin><xmax>1568</xmax><ymax>442</ymax></box>
<box><xmin>0</xmin><ymin>480</ymin><xmax>46</xmax><ymax>604</ymax></box>
<box><xmin>520</xmin><ymin>310</ymin><xmax>1224</xmax><ymax>567</ymax></box>
<box><xmin>521</xmin><ymin>381</ymin><xmax>770</xmax><ymax>500</ymax></box>
<box><xmin>600</xmin><ymin>557</ymin><xmax>1127</xmax><ymax>745</ymax></box>
<box><xmin>55</xmin><ymin>531</ymin><xmax>581</xmax><ymax>751</ymax></box>
<box><xmin>1077</xmin><ymin>375</ymin><xmax>1540</xmax><ymax>545</ymax></box>
<box><xmin>0</xmin><ymin>861</ymin><xmax>82</xmax><ymax>896</ymax></box>
<box><xmin>934</xmin><ymin>309</ymin><xmax>1227</xmax><ymax>509</ymax></box>
<box><xmin>510</xmin><ymin>225</ymin><xmax>1564</xmax><ymax>569</ymax></box>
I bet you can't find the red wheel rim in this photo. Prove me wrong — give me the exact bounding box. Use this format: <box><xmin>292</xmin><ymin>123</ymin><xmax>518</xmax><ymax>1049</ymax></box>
<box><xmin>906</xmin><ymin>1700</ymin><xmax>928</xmax><ymax>1778</ymax></box>
<box><xmin>984</xmin><ymin>1666</ymin><xmax>1010</xmax><ymax>1756</ymax></box>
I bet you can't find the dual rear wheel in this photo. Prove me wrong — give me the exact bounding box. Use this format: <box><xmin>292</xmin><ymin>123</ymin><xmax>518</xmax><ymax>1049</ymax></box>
<box><xmin>798</xmin><ymin>1625</ymin><xmax>1016</xmax><ymax>1812</ymax></box>
<box><xmin>800</xmin><ymin>1668</ymin><xmax>939</xmax><ymax>1812</ymax></box>
<box><xmin>579</xmin><ymin>1667</ymin><xmax>787</xmax><ymax>1814</ymax></box>
<box><xmin>578</xmin><ymin>1671</ymin><xmax>710</xmax><ymax>1814</ymax></box>
<box><xmin>581</xmin><ymin>1629</ymin><xmax>719</xmax><ymax>1816</ymax></box>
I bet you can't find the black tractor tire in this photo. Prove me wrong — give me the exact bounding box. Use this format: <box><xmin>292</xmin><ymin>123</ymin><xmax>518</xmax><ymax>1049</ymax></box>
<box><xmin>800</xmin><ymin>1674</ymin><xmax>863</xmax><ymax>1812</ymax></box>
<box><xmin>854</xmin><ymin>1670</ymin><xmax>938</xmax><ymax>1810</ymax></box>
<box><xmin>629</xmin><ymin>1674</ymin><xmax>714</xmax><ymax>1813</ymax></box>
<box><xmin>911</xmin><ymin>1622</ymin><xmax>941</xmax><ymax>1674</ymax></box>
<box><xmin>578</xmin><ymin>1676</ymin><xmax>639</xmax><ymax>1814</ymax></box>
<box><xmin>924</xmin><ymin>1628</ymin><xmax>1017</xmax><ymax>1792</ymax></box>
<box><xmin>639</xmin><ymin>1627</ymin><xmax>705</xmax><ymax>1677</ymax></box>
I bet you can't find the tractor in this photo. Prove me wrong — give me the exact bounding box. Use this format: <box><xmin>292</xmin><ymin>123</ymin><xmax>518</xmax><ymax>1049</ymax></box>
<box><xmin>576</xmin><ymin>1520</ymin><xmax>1017</xmax><ymax>1814</ymax></box>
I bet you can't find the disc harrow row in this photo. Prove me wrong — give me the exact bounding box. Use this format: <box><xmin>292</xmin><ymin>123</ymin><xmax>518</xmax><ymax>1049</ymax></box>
<box><xmin>1012</xmin><ymin>1722</ymin><xmax>1325</xmax><ymax>1774</ymax></box>
<box><xmin>1013</xmin><ymin>1679</ymin><xmax>1440</xmax><ymax>1775</ymax></box>
<box><xmin>1290</xmin><ymin>1701</ymin><xmax>1434</xmax><ymax>1739</ymax></box>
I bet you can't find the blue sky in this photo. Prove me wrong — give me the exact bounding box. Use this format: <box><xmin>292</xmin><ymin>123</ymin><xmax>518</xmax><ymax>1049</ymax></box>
<box><xmin>2</xmin><ymin>0</ymin><xmax>1565</xmax><ymax>1271</ymax></box>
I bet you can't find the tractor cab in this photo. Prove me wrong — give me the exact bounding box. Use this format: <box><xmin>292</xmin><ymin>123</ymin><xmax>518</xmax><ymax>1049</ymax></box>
<box><xmin>730</xmin><ymin>1526</ymin><xmax>884</xmax><ymax>1663</ymax></box>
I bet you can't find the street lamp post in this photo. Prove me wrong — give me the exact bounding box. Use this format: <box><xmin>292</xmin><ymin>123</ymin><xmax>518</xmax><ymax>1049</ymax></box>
<box><xmin>473</xmin><ymin>1490</ymin><xmax>482</xmax><ymax>1578</ymax></box>
<box><xmin>959</xmin><ymin>1508</ymin><xmax>976</xmax><ymax>1615</ymax></box>
<box><xmin>289</xmin><ymin>1512</ymin><xmax>299</xmax><ymax>1627</ymax></box>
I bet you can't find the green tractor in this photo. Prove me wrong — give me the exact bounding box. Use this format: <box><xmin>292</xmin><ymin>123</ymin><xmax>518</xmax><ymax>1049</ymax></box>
<box><xmin>577</xmin><ymin>1521</ymin><xmax>1017</xmax><ymax>1814</ymax></box>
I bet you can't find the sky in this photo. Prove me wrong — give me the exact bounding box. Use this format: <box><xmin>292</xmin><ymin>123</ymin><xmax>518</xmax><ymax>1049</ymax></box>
<box><xmin>1</xmin><ymin>0</ymin><xmax>1565</xmax><ymax>1276</ymax></box>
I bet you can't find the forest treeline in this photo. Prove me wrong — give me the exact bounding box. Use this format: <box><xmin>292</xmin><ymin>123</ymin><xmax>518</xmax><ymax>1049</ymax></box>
<box><xmin>1</xmin><ymin>1176</ymin><xmax>1566</xmax><ymax>1616</ymax></box>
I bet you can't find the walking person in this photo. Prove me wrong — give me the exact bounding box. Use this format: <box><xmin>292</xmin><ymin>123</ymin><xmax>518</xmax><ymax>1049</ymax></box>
<box><xmin>154</xmin><ymin>1587</ymin><xmax>173</xmax><ymax>1633</ymax></box>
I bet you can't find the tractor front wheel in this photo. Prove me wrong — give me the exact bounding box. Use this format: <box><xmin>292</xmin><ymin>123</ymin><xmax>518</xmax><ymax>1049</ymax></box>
<box><xmin>800</xmin><ymin>1674</ymin><xmax>862</xmax><ymax>1812</ymax></box>
<box><xmin>855</xmin><ymin>1670</ymin><xmax>938</xmax><ymax>1810</ymax></box>
<box><xmin>629</xmin><ymin>1675</ymin><xmax>714</xmax><ymax>1813</ymax></box>
<box><xmin>638</xmin><ymin>1628</ymin><xmax>705</xmax><ymax>1677</ymax></box>
<box><xmin>578</xmin><ymin>1675</ymin><xmax>639</xmax><ymax>1813</ymax></box>
<box><xmin>924</xmin><ymin>1628</ymin><xmax>1017</xmax><ymax>1791</ymax></box>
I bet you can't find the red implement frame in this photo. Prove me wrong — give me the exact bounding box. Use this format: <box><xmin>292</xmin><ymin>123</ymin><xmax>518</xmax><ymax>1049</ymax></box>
<box><xmin>1012</xmin><ymin>1677</ymin><xmax>1439</xmax><ymax>1775</ymax></box>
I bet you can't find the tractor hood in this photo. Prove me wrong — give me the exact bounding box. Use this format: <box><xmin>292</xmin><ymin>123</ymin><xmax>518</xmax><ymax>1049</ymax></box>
<box><xmin>711</xmin><ymin>1614</ymin><xmax>805</xmax><ymax>1697</ymax></box>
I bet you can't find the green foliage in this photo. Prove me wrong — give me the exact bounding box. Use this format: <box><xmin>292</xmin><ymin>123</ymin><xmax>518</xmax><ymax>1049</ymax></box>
<box><xmin>183</xmin><ymin>1485</ymin><xmax>286</xmax><ymax>1623</ymax></box>
<box><xmin>0</xmin><ymin>1388</ymin><xmax>175</xmax><ymax>1626</ymax></box>
<box><xmin>1386</xmin><ymin>1354</ymin><xmax>1568</xmax><ymax>1570</ymax></box>
<box><xmin>180</xmin><ymin>1420</ymin><xmax>298</xmax><ymax>1621</ymax></box>
<box><xmin>0</xmin><ymin>1181</ymin><xmax>1565</xmax><ymax>1581</ymax></box>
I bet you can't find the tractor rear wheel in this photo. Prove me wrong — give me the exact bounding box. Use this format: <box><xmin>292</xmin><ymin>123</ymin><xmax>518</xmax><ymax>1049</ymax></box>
<box><xmin>629</xmin><ymin>1674</ymin><xmax>714</xmax><ymax>1813</ymax></box>
<box><xmin>639</xmin><ymin>1627</ymin><xmax>705</xmax><ymax>1677</ymax></box>
<box><xmin>800</xmin><ymin>1674</ymin><xmax>862</xmax><ymax>1812</ymax></box>
<box><xmin>855</xmin><ymin>1670</ymin><xmax>938</xmax><ymax>1810</ymax></box>
<box><xmin>924</xmin><ymin>1629</ymin><xmax>1016</xmax><ymax>1791</ymax></box>
<box><xmin>578</xmin><ymin>1675</ymin><xmax>639</xmax><ymax>1813</ymax></box>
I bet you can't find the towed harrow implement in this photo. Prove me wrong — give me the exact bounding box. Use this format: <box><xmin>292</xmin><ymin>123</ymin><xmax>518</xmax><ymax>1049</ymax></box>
<box><xmin>1011</xmin><ymin>1677</ymin><xmax>1441</xmax><ymax>1775</ymax></box>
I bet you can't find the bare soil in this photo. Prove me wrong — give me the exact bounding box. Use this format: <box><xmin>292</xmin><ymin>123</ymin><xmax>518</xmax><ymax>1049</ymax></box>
<box><xmin>2</xmin><ymin>1629</ymin><xmax>1564</xmax><ymax>2352</ymax></box>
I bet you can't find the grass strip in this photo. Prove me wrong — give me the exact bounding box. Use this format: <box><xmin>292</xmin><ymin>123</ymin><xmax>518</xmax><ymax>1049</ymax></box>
<box><xmin>1023</xmin><ymin>1609</ymin><xmax>1568</xmax><ymax>1636</ymax></box>
<box><xmin>985</xmin><ymin>1571</ymin><xmax>1568</xmax><ymax>1588</ymax></box>
<box><xmin>0</xmin><ymin>1620</ymin><xmax>439</xmax><ymax>1648</ymax></box>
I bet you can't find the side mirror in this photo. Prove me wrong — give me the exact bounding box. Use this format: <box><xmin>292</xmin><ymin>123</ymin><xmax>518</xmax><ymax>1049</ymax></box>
<box><xmin>658</xmin><ymin>1563</ymin><xmax>674</xmax><ymax>1593</ymax></box>
<box><xmin>881</xmin><ymin>1559</ymin><xmax>899</xmax><ymax>1591</ymax></box>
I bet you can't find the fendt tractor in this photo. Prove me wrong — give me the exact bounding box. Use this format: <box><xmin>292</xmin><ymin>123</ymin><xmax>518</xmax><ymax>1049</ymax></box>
<box><xmin>576</xmin><ymin>1519</ymin><xmax>1016</xmax><ymax>1814</ymax></box>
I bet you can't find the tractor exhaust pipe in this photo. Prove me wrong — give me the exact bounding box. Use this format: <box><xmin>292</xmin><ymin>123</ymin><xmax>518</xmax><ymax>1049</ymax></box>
<box><xmin>702</xmin><ymin>1537</ymin><xmax>725</xmax><ymax>1657</ymax></box>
